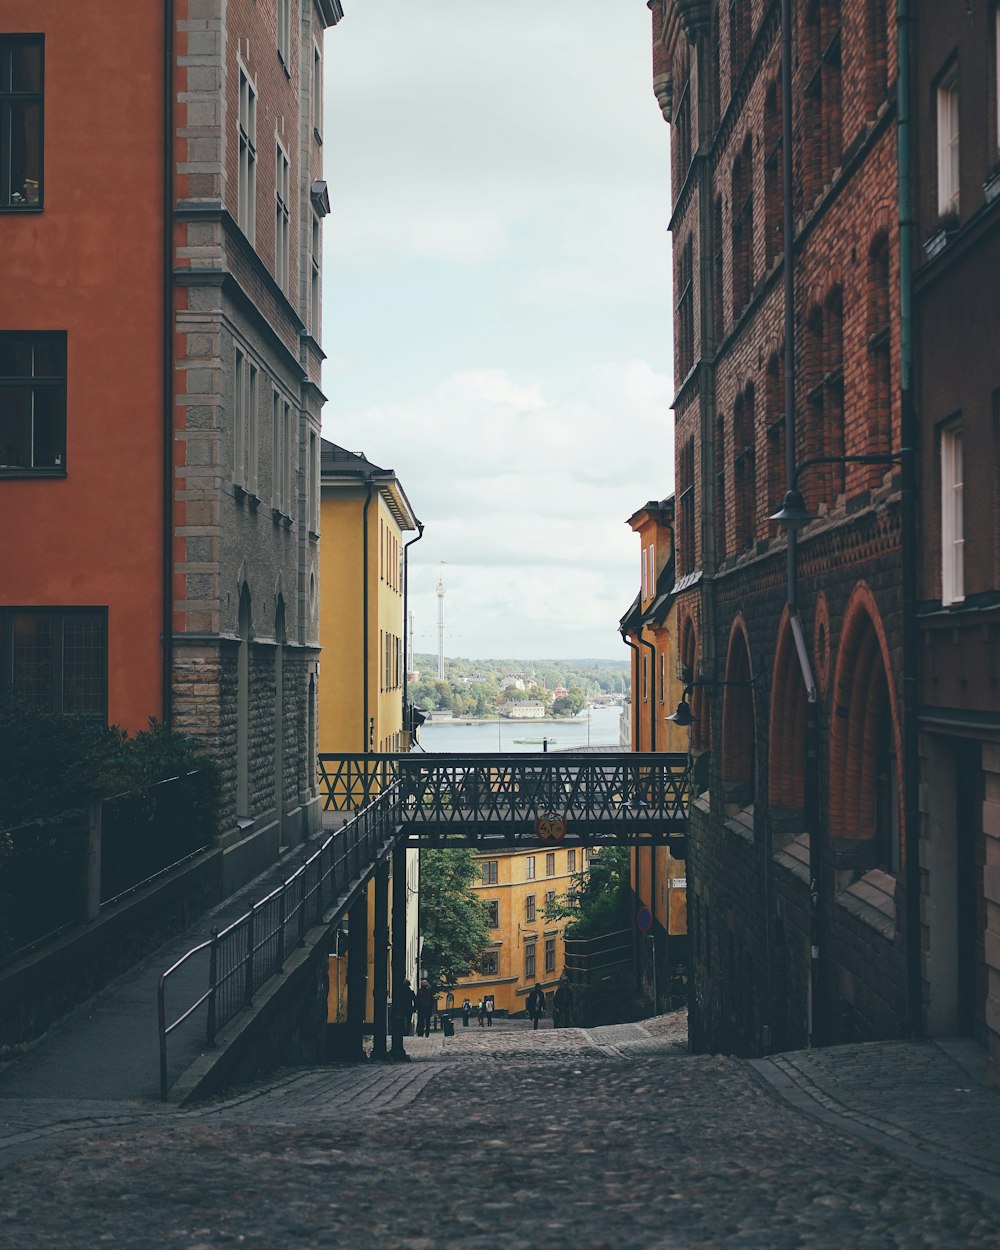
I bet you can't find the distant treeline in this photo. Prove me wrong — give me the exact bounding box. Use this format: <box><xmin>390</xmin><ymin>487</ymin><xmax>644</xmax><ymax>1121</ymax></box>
<box><xmin>408</xmin><ymin>656</ymin><xmax>629</xmax><ymax>718</ymax></box>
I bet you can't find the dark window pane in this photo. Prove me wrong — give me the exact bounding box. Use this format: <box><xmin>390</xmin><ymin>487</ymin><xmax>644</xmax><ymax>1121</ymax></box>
<box><xmin>8</xmin><ymin>100</ymin><xmax>42</xmax><ymax>205</ymax></box>
<box><xmin>63</xmin><ymin>615</ymin><xmax>103</xmax><ymax>714</ymax></box>
<box><xmin>32</xmin><ymin>388</ymin><xmax>63</xmax><ymax>466</ymax></box>
<box><xmin>11</xmin><ymin>43</ymin><xmax>42</xmax><ymax>92</ymax></box>
<box><xmin>0</xmin><ymin>338</ymin><xmax>32</xmax><ymax>378</ymax></box>
<box><xmin>0</xmin><ymin>387</ymin><xmax>32</xmax><ymax>466</ymax></box>
<box><xmin>12</xmin><ymin>614</ymin><xmax>54</xmax><ymax>708</ymax></box>
<box><xmin>33</xmin><ymin>337</ymin><xmax>65</xmax><ymax>378</ymax></box>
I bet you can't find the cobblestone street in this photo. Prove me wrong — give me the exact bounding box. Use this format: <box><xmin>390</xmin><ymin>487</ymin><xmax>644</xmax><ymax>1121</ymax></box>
<box><xmin>3</xmin><ymin>1012</ymin><xmax>1000</xmax><ymax>1248</ymax></box>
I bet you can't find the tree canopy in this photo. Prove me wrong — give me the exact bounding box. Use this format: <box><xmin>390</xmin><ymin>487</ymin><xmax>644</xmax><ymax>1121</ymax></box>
<box><xmin>418</xmin><ymin>849</ymin><xmax>492</xmax><ymax>990</ymax></box>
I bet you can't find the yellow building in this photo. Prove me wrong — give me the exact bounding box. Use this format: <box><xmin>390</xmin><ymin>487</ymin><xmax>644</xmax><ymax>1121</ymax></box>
<box><xmin>621</xmin><ymin>497</ymin><xmax>688</xmax><ymax>1006</ymax></box>
<box><xmin>319</xmin><ymin>440</ymin><xmax>421</xmax><ymax>1022</ymax></box>
<box><xmin>453</xmin><ymin>846</ymin><xmax>584</xmax><ymax>1016</ymax></box>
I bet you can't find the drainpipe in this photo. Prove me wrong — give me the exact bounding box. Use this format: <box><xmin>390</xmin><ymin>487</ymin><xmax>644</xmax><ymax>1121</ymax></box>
<box><xmin>780</xmin><ymin>0</ymin><xmax>823</xmax><ymax>1047</ymax></box>
<box><xmin>897</xmin><ymin>0</ymin><xmax>921</xmax><ymax>1037</ymax></box>
<box><xmin>402</xmin><ymin>522</ymin><xmax>425</xmax><ymax>743</ymax></box>
<box><xmin>621</xmin><ymin>627</ymin><xmax>642</xmax><ymax>981</ymax></box>
<box><xmin>362</xmin><ymin>475</ymin><xmax>375</xmax><ymax>752</ymax></box>
<box><xmin>639</xmin><ymin>632</ymin><xmax>658</xmax><ymax>753</ymax></box>
<box><xmin>161</xmin><ymin>0</ymin><xmax>175</xmax><ymax>727</ymax></box>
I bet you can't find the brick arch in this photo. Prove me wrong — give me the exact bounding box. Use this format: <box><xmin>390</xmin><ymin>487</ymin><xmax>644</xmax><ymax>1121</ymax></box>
<box><xmin>827</xmin><ymin>584</ymin><xmax>902</xmax><ymax>848</ymax></box>
<box><xmin>721</xmin><ymin>616</ymin><xmax>755</xmax><ymax>804</ymax></box>
<box><xmin>768</xmin><ymin>608</ymin><xmax>807</xmax><ymax>812</ymax></box>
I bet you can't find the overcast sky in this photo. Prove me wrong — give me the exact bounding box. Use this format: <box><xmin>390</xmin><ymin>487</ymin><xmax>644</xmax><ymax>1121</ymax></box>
<box><xmin>320</xmin><ymin>0</ymin><xmax>674</xmax><ymax>662</ymax></box>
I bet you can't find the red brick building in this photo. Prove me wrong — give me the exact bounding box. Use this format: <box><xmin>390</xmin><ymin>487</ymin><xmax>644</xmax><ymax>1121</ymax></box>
<box><xmin>1</xmin><ymin>1</ymin><xmax>342</xmax><ymax>891</ymax></box>
<box><xmin>650</xmin><ymin>0</ymin><xmax>912</xmax><ymax>1054</ymax></box>
<box><xmin>910</xmin><ymin>3</ymin><xmax>1000</xmax><ymax>1079</ymax></box>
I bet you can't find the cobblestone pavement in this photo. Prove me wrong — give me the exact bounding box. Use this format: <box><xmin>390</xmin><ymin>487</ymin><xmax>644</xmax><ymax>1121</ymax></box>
<box><xmin>4</xmin><ymin>1013</ymin><xmax>1000</xmax><ymax>1248</ymax></box>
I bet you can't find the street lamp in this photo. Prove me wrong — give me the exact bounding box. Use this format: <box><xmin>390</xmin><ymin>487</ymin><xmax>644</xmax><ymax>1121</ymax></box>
<box><xmin>768</xmin><ymin>453</ymin><xmax>905</xmax><ymax>530</ymax></box>
<box><xmin>666</xmin><ymin>666</ymin><xmax>766</xmax><ymax>725</ymax></box>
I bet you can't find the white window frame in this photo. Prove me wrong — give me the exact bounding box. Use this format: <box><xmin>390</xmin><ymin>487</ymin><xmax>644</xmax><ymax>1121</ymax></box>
<box><xmin>312</xmin><ymin>40</ymin><xmax>323</xmax><ymax>137</ymax></box>
<box><xmin>272</xmin><ymin>390</ymin><xmax>282</xmax><ymax>512</ymax></box>
<box><xmin>247</xmin><ymin>362</ymin><xmax>258</xmax><ymax>494</ymax></box>
<box><xmin>936</xmin><ymin>69</ymin><xmax>960</xmax><ymax>217</ymax></box>
<box><xmin>941</xmin><ymin>423</ymin><xmax>964</xmax><ymax>605</ymax></box>
<box><xmin>283</xmin><ymin>401</ymin><xmax>294</xmax><ymax>518</ymax></box>
<box><xmin>310</xmin><ymin>213</ymin><xmax>321</xmax><ymax>337</ymax></box>
<box><xmin>238</xmin><ymin>67</ymin><xmax>257</xmax><ymax>243</ymax></box>
<box><xmin>525</xmin><ymin>855</ymin><xmax>536</xmax><ymax>881</ymax></box>
<box><xmin>275</xmin><ymin>139</ymin><xmax>290</xmax><ymax>293</ymax></box>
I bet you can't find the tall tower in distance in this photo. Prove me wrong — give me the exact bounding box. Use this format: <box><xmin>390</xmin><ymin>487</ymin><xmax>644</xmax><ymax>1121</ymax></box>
<box><xmin>436</xmin><ymin>567</ymin><xmax>446</xmax><ymax>679</ymax></box>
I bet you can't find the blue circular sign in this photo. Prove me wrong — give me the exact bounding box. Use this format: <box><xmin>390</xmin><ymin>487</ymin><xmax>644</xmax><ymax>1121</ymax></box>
<box><xmin>636</xmin><ymin>906</ymin><xmax>653</xmax><ymax>932</ymax></box>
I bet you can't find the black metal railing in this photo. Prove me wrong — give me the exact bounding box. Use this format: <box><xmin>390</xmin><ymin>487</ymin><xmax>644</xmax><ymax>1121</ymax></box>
<box><xmin>563</xmin><ymin>928</ymin><xmax>634</xmax><ymax>982</ymax></box>
<box><xmin>156</xmin><ymin>785</ymin><xmax>399</xmax><ymax>1101</ymax></box>
<box><xmin>318</xmin><ymin>752</ymin><xmax>690</xmax><ymax>845</ymax></box>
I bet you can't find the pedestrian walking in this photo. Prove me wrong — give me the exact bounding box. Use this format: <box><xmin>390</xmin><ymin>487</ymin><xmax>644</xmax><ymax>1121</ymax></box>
<box><xmin>552</xmin><ymin>977</ymin><xmax>573</xmax><ymax>1029</ymax></box>
<box><xmin>416</xmin><ymin>979</ymin><xmax>434</xmax><ymax>1038</ymax></box>
<box><xmin>527</xmin><ymin>983</ymin><xmax>545</xmax><ymax>1030</ymax></box>
<box><xmin>401</xmin><ymin>979</ymin><xmax>417</xmax><ymax>1036</ymax></box>
<box><xmin>485</xmin><ymin>995</ymin><xmax>494</xmax><ymax>1027</ymax></box>
<box><xmin>462</xmin><ymin>998</ymin><xmax>472</xmax><ymax>1028</ymax></box>
<box><xmin>477</xmin><ymin>998</ymin><xmax>485</xmax><ymax>1027</ymax></box>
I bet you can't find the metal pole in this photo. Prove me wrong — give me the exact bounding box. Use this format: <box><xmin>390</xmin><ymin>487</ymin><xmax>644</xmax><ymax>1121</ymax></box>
<box><xmin>372</xmin><ymin>859</ymin><xmax>390</xmax><ymax>1059</ymax></box>
<box><xmin>390</xmin><ymin>839</ymin><xmax>410</xmax><ymax>1060</ymax></box>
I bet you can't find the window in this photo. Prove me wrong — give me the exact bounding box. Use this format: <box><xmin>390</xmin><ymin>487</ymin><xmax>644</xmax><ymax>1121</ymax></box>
<box><xmin>659</xmin><ymin>651</ymin><xmax>666</xmax><ymax>704</ymax></box>
<box><xmin>283</xmin><ymin>401</ymin><xmax>293</xmax><ymax>514</ymax></box>
<box><xmin>0</xmin><ymin>332</ymin><xmax>65</xmax><ymax>475</ymax></box>
<box><xmin>525</xmin><ymin>894</ymin><xmax>536</xmax><ymax>923</ymax></box>
<box><xmin>312</xmin><ymin>42</ymin><xmax>323</xmax><ymax>137</ymax></box>
<box><xmin>525</xmin><ymin>942</ymin><xmax>536</xmax><ymax>979</ymax></box>
<box><xmin>567</xmin><ymin>848</ymin><xmax>576</xmax><ymax>872</ymax></box>
<box><xmin>310</xmin><ymin>214</ymin><xmax>321</xmax><ymax>336</ymax></box>
<box><xmin>545</xmin><ymin>936</ymin><xmax>556</xmax><ymax>974</ymax></box>
<box><xmin>238</xmin><ymin>68</ymin><xmax>257</xmax><ymax>242</ymax></box>
<box><xmin>937</xmin><ymin>70</ymin><xmax>960</xmax><ymax>217</ymax></box>
<box><xmin>233</xmin><ymin>352</ymin><xmax>257</xmax><ymax>493</ymax></box>
<box><xmin>0</xmin><ymin>36</ymin><xmax>43</xmax><ymax>209</ymax></box>
<box><xmin>677</xmin><ymin>236</ymin><xmax>694</xmax><ymax>379</ymax></box>
<box><xmin>481</xmin><ymin>860</ymin><xmax>498</xmax><ymax>886</ymax></box>
<box><xmin>271</xmin><ymin>391</ymin><xmax>282</xmax><ymax>512</ymax></box>
<box><xmin>525</xmin><ymin>855</ymin><xmax>536</xmax><ymax>881</ymax></box>
<box><xmin>941</xmin><ymin>424</ymin><xmax>964</xmax><ymax>605</ymax></box>
<box><xmin>308</xmin><ymin>430</ymin><xmax>319</xmax><ymax>534</ymax></box>
<box><xmin>277</xmin><ymin>0</ymin><xmax>291</xmax><ymax>68</ymax></box>
<box><xmin>0</xmin><ymin>608</ymin><xmax>106</xmax><ymax>716</ymax></box>
<box><xmin>545</xmin><ymin>852</ymin><xmax>555</xmax><ymax>877</ymax></box>
<box><xmin>480</xmin><ymin>951</ymin><xmax>498</xmax><ymax>976</ymax></box>
<box><xmin>486</xmin><ymin>900</ymin><xmax>499</xmax><ymax>928</ymax></box>
<box><xmin>545</xmin><ymin>889</ymin><xmax>556</xmax><ymax>912</ymax></box>
<box><xmin>642</xmin><ymin>653</ymin><xmax>649</xmax><ymax>702</ymax></box>
<box><xmin>678</xmin><ymin>439</ymin><xmax>696</xmax><ymax>575</ymax></box>
<box><xmin>275</xmin><ymin>142</ymin><xmax>290</xmax><ymax>292</ymax></box>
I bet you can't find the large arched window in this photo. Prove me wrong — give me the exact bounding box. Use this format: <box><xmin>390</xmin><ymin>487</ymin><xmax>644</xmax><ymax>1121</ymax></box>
<box><xmin>768</xmin><ymin>612</ymin><xmax>807</xmax><ymax>824</ymax></box>
<box><xmin>828</xmin><ymin>588</ymin><xmax>901</xmax><ymax>874</ymax></box>
<box><xmin>721</xmin><ymin>622</ymin><xmax>755</xmax><ymax>809</ymax></box>
<box><xmin>866</xmin><ymin>233</ymin><xmax>892</xmax><ymax>472</ymax></box>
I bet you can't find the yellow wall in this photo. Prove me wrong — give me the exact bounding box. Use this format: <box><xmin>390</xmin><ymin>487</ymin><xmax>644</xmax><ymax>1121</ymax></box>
<box><xmin>453</xmin><ymin>847</ymin><xmax>584</xmax><ymax>1015</ymax></box>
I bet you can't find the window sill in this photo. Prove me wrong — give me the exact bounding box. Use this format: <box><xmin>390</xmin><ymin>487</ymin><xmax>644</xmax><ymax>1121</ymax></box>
<box><xmin>308</xmin><ymin>529</ymin><xmax>320</xmax><ymax>542</ymax></box>
<box><xmin>0</xmin><ymin>203</ymin><xmax>43</xmax><ymax>213</ymax></box>
<box><xmin>247</xmin><ymin>492</ymin><xmax>262</xmax><ymax>511</ymax></box>
<box><xmin>0</xmin><ymin>466</ymin><xmax>66</xmax><ymax>478</ymax></box>
<box><xmin>773</xmin><ymin>832</ymin><xmax>810</xmax><ymax>884</ymax></box>
<box><xmin>724</xmin><ymin>803</ymin><xmax>755</xmax><ymax>844</ymax></box>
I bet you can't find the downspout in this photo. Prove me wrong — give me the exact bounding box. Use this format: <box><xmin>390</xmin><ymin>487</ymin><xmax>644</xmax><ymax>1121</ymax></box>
<box><xmin>402</xmin><ymin>522</ymin><xmax>425</xmax><ymax>743</ymax></box>
<box><xmin>639</xmin><ymin>632</ymin><xmax>658</xmax><ymax>753</ymax></box>
<box><xmin>897</xmin><ymin>0</ymin><xmax>921</xmax><ymax>1036</ymax></box>
<box><xmin>780</xmin><ymin>0</ymin><xmax>823</xmax><ymax>1046</ymax></box>
<box><xmin>638</xmin><ymin>629</ymin><xmax>658</xmax><ymax>1006</ymax></box>
<box><xmin>621</xmin><ymin>626</ymin><xmax>642</xmax><ymax>981</ymax></box>
<box><xmin>161</xmin><ymin>0</ymin><xmax>175</xmax><ymax>727</ymax></box>
<box><xmin>362</xmin><ymin>475</ymin><xmax>375</xmax><ymax>751</ymax></box>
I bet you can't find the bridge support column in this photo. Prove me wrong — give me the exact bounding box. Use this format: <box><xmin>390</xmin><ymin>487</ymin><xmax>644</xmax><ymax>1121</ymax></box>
<box><xmin>346</xmin><ymin>890</ymin><xmax>369</xmax><ymax>1062</ymax></box>
<box><xmin>372</xmin><ymin>859</ymin><xmax>390</xmax><ymax>1060</ymax></box>
<box><xmin>390</xmin><ymin>840</ymin><xmax>410</xmax><ymax>1061</ymax></box>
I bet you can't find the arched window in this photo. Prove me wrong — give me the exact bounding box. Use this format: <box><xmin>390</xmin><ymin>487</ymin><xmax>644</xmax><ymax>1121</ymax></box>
<box><xmin>682</xmin><ymin>618</ymin><xmax>710</xmax><ymax>753</ymax></box>
<box><xmin>865</xmin><ymin>0</ymin><xmax>888</xmax><ymax>119</ymax></box>
<box><xmin>866</xmin><ymin>233</ymin><xmax>892</xmax><ymax>470</ymax></box>
<box><xmin>765</xmin><ymin>352</ymin><xmax>786</xmax><ymax>515</ymax></box>
<box><xmin>828</xmin><ymin>589</ymin><xmax>901</xmax><ymax>874</ymax></box>
<box><xmin>824</xmin><ymin>284</ymin><xmax>845</xmax><ymax>498</ymax></box>
<box><xmin>721</xmin><ymin>623</ymin><xmax>755</xmax><ymax>809</ymax></box>
<box><xmin>731</xmin><ymin>136</ymin><xmax>754</xmax><ymax>317</ymax></box>
<box><xmin>735</xmin><ymin>382</ymin><xmax>756</xmax><ymax>552</ymax></box>
<box><xmin>273</xmin><ymin>597</ymin><xmax>286</xmax><ymax>838</ymax></box>
<box><xmin>715</xmin><ymin>410</ymin><xmax>727</xmax><ymax>562</ymax></box>
<box><xmin>768</xmin><ymin>614</ymin><xmax>807</xmax><ymax>822</ymax></box>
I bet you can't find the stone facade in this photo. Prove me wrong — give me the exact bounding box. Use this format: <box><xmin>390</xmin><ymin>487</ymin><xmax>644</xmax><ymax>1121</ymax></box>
<box><xmin>651</xmin><ymin>0</ymin><xmax>912</xmax><ymax>1055</ymax></box>
<box><xmin>170</xmin><ymin>0</ymin><xmax>340</xmax><ymax>889</ymax></box>
<box><xmin>910</xmin><ymin>4</ymin><xmax>1000</xmax><ymax>1079</ymax></box>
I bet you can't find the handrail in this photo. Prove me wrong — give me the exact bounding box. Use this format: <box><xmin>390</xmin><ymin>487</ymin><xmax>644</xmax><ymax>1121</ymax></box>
<box><xmin>156</xmin><ymin>784</ymin><xmax>400</xmax><ymax>1100</ymax></box>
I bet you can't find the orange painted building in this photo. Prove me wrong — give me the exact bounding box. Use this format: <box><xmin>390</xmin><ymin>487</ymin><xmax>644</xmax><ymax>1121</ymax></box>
<box><xmin>2</xmin><ymin>2</ymin><xmax>343</xmax><ymax>892</ymax></box>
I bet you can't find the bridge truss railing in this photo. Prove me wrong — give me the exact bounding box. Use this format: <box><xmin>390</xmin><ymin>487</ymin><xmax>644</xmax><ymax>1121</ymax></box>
<box><xmin>317</xmin><ymin>752</ymin><xmax>690</xmax><ymax>846</ymax></box>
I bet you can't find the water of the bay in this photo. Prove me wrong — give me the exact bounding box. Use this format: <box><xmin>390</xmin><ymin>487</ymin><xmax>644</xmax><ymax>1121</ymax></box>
<box><xmin>415</xmin><ymin>702</ymin><xmax>625</xmax><ymax>754</ymax></box>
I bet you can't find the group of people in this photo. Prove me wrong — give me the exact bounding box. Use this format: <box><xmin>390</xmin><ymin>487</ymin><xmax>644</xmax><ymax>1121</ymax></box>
<box><xmin>399</xmin><ymin>977</ymin><xmax>575</xmax><ymax>1034</ymax></box>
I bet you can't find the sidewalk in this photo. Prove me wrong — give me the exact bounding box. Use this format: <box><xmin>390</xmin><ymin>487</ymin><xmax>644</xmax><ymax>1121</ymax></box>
<box><xmin>750</xmin><ymin>1037</ymin><xmax>1000</xmax><ymax>1204</ymax></box>
<box><xmin>0</xmin><ymin>820</ymin><xmax>340</xmax><ymax>1105</ymax></box>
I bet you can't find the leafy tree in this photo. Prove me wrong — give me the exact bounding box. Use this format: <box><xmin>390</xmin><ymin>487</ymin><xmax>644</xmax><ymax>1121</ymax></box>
<box><xmin>543</xmin><ymin>845</ymin><xmax>632</xmax><ymax>939</ymax></box>
<box><xmin>552</xmin><ymin>689</ymin><xmax>587</xmax><ymax>717</ymax></box>
<box><xmin>419</xmin><ymin>849</ymin><xmax>492</xmax><ymax>990</ymax></box>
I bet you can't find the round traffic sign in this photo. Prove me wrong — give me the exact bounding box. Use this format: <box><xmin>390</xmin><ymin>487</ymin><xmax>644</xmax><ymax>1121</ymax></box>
<box><xmin>636</xmin><ymin>906</ymin><xmax>653</xmax><ymax>933</ymax></box>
